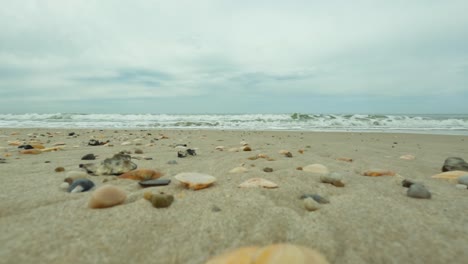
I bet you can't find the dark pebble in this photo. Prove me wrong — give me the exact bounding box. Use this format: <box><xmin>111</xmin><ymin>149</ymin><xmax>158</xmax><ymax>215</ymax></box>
<box><xmin>442</xmin><ymin>157</ymin><xmax>468</xmax><ymax>172</ymax></box>
<box><xmin>81</xmin><ymin>154</ymin><xmax>96</xmax><ymax>160</ymax></box>
<box><xmin>402</xmin><ymin>179</ymin><xmax>416</xmax><ymax>188</ymax></box>
<box><xmin>167</xmin><ymin>160</ymin><xmax>178</xmax><ymax>165</ymax></box>
<box><xmin>186</xmin><ymin>149</ymin><xmax>197</xmax><ymax>156</ymax></box>
<box><xmin>18</xmin><ymin>144</ymin><xmax>34</xmax><ymax>149</ymax></box>
<box><xmin>407</xmin><ymin>183</ymin><xmax>431</xmax><ymax>199</ymax></box>
<box><xmin>139</xmin><ymin>179</ymin><xmax>171</xmax><ymax>187</ymax></box>
<box><xmin>300</xmin><ymin>194</ymin><xmax>330</xmax><ymax>204</ymax></box>
<box><xmin>212</xmin><ymin>205</ymin><xmax>222</xmax><ymax>212</ymax></box>
<box><xmin>55</xmin><ymin>167</ymin><xmax>65</xmax><ymax>172</ymax></box>
<box><xmin>134</xmin><ymin>149</ymin><xmax>143</xmax><ymax>154</ymax></box>
<box><xmin>68</xmin><ymin>132</ymin><xmax>75</xmax><ymax>136</ymax></box>
<box><xmin>67</xmin><ymin>179</ymin><xmax>95</xmax><ymax>193</ymax></box>
<box><xmin>263</xmin><ymin>167</ymin><xmax>273</xmax><ymax>173</ymax></box>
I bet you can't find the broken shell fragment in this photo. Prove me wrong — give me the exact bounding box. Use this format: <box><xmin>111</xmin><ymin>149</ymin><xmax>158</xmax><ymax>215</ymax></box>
<box><xmin>118</xmin><ymin>169</ymin><xmax>163</xmax><ymax>181</ymax></box>
<box><xmin>229</xmin><ymin>167</ymin><xmax>248</xmax><ymax>173</ymax></box>
<box><xmin>362</xmin><ymin>169</ymin><xmax>396</xmax><ymax>177</ymax></box>
<box><xmin>238</xmin><ymin>178</ymin><xmax>278</xmax><ymax>189</ymax></box>
<box><xmin>302</xmin><ymin>164</ymin><xmax>329</xmax><ymax>175</ymax></box>
<box><xmin>400</xmin><ymin>154</ymin><xmax>415</xmax><ymax>160</ymax></box>
<box><xmin>431</xmin><ymin>170</ymin><xmax>467</xmax><ymax>181</ymax></box>
<box><xmin>88</xmin><ymin>185</ymin><xmax>127</xmax><ymax>209</ymax></box>
<box><xmin>68</xmin><ymin>179</ymin><xmax>95</xmax><ymax>193</ymax></box>
<box><xmin>174</xmin><ymin>172</ymin><xmax>216</xmax><ymax>190</ymax></box>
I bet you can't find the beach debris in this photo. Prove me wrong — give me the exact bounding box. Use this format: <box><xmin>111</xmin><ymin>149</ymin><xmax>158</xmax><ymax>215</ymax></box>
<box><xmin>88</xmin><ymin>139</ymin><xmax>109</xmax><ymax>146</ymax></box>
<box><xmin>302</xmin><ymin>164</ymin><xmax>329</xmax><ymax>175</ymax></box>
<box><xmin>67</xmin><ymin>179</ymin><xmax>95</xmax><ymax>193</ymax></box>
<box><xmin>138</xmin><ymin>179</ymin><xmax>171</xmax><ymax>187</ymax></box>
<box><xmin>41</xmin><ymin>146</ymin><xmax>64</xmax><ymax>152</ymax></box>
<box><xmin>118</xmin><ymin>169</ymin><xmax>162</xmax><ymax>181</ymax></box>
<box><xmin>215</xmin><ymin>146</ymin><xmax>224</xmax><ymax>151</ymax></box>
<box><xmin>65</xmin><ymin>171</ymin><xmax>89</xmax><ymax>182</ymax></box>
<box><xmin>229</xmin><ymin>167</ymin><xmax>248</xmax><ymax>173</ymax></box>
<box><xmin>211</xmin><ymin>205</ymin><xmax>222</xmax><ymax>212</ymax></box>
<box><xmin>401</xmin><ymin>179</ymin><xmax>416</xmax><ymax>188</ymax></box>
<box><xmin>238</xmin><ymin>178</ymin><xmax>278</xmax><ymax>188</ymax></box>
<box><xmin>60</xmin><ymin>182</ymin><xmax>70</xmax><ymax>190</ymax></box>
<box><xmin>206</xmin><ymin>244</ymin><xmax>330</xmax><ymax>264</ymax></box>
<box><xmin>300</xmin><ymin>194</ymin><xmax>330</xmax><ymax>204</ymax></box>
<box><xmin>407</xmin><ymin>183</ymin><xmax>431</xmax><ymax>199</ymax></box>
<box><xmin>455</xmin><ymin>184</ymin><xmax>467</xmax><ymax>190</ymax></box>
<box><xmin>279</xmin><ymin>150</ymin><xmax>293</xmax><ymax>157</ymax></box>
<box><xmin>298</xmin><ymin>149</ymin><xmax>305</xmax><ymax>154</ymax></box>
<box><xmin>362</xmin><ymin>169</ymin><xmax>396</xmax><ymax>177</ymax></box>
<box><xmin>442</xmin><ymin>157</ymin><xmax>468</xmax><ymax>172</ymax></box>
<box><xmin>81</xmin><ymin>154</ymin><xmax>97</xmax><ymax>160</ymax></box>
<box><xmin>337</xmin><ymin>157</ymin><xmax>353</xmax><ymax>162</ymax></box>
<box><xmin>242</xmin><ymin>146</ymin><xmax>252</xmax><ymax>151</ymax></box>
<box><xmin>18</xmin><ymin>144</ymin><xmax>34</xmax><ymax>149</ymax></box>
<box><xmin>134</xmin><ymin>149</ymin><xmax>143</xmax><ymax>154</ymax></box>
<box><xmin>263</xmin><ymin>167</ymin><xmax>273</xmax><ymax>173</ymax></box>
<box><xmin>20</xmin><ymin>149</ymin><xmax>42</xmax><ymax>155</ymax></box>
<box><xmin>431</xmin><ymin>170</ymin><xmax>467</xmax><ymax>181</ymax></box>
<box><xmin>144</xmin><ymin>192</ymin><xmax>174</xmax><ymax>208</ymax></box>
<box><xmin>88</xmin><ymin>185</ymin><xmax>127</xmax><ymax>209</ymax></box>
<box><xmin>458</xmin><ymin>175</ymin><xmax>468</xmax><ymax>186</ymax></box>
<box><xmin>0</xmin><ymin>158</ymin><xmax>6</xmax><ymax>164</ymax></box>
<box><xmin>80</xmin><ymin>153</ymin><xmax>137</xmax><ymax>176</ymax></box>
<box><xmin>55</xmin><ymin>167</ymin><xmax>65</xmax><ymax>172</ymax></box>
<box><xmin>174</xmin><ymin>172</ymin><xmax>216</xmax><ymax>190</ymax></box>
<box><xmin>400</xmin><ymin>154</ymin><xmax>416</xmax><ymax>160</ymax></box>
<box><xmin>320</xmin><ymin>173</ymin><xmax>345</xmax><ymax>187</ymax></box>
<box><xmin>177</xmin><ymin>148</ymin><xmax>197</xmax><ymax>158</ymax></box>
<box><xmin>167</xmin><ymin>160</ymin><xmax>178</xmax><ymax>165</ymax></box>
<box><xmin>303</xmin><ymin>197</ymin><xmax>321</xmax><ymax>211</ymax></box>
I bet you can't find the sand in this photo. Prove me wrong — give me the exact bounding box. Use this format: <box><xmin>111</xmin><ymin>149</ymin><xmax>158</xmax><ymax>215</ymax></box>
<box><xmin>0</xmin><ymin>128</ymin><xmax>467</xmax><ymax>264</ymax></box>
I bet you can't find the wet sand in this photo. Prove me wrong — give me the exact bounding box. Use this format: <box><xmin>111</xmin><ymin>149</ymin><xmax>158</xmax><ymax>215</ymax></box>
<box><xmin>0</xmin><ymin>128</ymin><xmax>467</xmax><ymax>264</ymax></box>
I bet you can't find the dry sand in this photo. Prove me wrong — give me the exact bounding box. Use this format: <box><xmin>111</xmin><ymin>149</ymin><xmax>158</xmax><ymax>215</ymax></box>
<box><xmin>0</xmin><ymin>128</ymin><xmax>467</xmax><ymax>264</ymax></box>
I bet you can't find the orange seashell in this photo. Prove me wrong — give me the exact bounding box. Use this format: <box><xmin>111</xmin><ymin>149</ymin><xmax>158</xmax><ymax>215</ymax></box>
<box><xmin>362</xmin><ymin>170</ymin><xmax>396</xmax><ymax>177</ymax></box>
<box><xmin>119</xmin><ymin>169</ymin><xmax>163</xmax><ymax>181</ymax></box>
<box><xmin>206</xmin><ymin>244</ymin><xmax>329</xmax><ymax>264</ymax></box>
<box><xmin>174</xmin><ymin>172</ymin><xmax>217</xmax><ymax>190</ymax></box>
<box><xmin>31</xmin><ymin>144</ymin><xmax>45</xmax><ymax>149</ymax></box>
<box><xmin>8</xmin><ymin>141</ymin><xmax>22</xmax><ymax>146</ymax></box>
<box><xmin>431</xmin><ymin>170</ymin><xmax>467</xmax><ymax>180</ymax></box>
<box><xmin>20</xmin><ymin>149</ymin><xmax>42</xmax><ymax>155</ymax></box>
<box><xmin>238</xmin><ymin>178</ymin><xmax>278</xmax><ymax>188</ymax></box>
<box><xmin>242</xmin><ymin>146</ymin><xmax>252</xmax><ymax>151</ymax></box>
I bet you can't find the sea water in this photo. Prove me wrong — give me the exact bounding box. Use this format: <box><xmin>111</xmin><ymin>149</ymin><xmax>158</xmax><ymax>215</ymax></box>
<box><xmin>0</xmin><ymin>113</ymin><xmax>467</xmax><ymax>135</ymax></box>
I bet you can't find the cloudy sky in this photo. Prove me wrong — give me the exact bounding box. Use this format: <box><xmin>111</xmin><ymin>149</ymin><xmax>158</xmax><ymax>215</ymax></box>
<box><xmin>1</xmin><ymin>0</ymin><xmax>467</xmax><ymax>114</ymax></box>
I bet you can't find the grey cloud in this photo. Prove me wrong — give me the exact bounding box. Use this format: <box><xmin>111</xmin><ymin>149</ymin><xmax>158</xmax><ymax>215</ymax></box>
<box><xmin>72</xmin><ymin>68</ymin><xmax>172</xmax><ymax>88</ymax></box>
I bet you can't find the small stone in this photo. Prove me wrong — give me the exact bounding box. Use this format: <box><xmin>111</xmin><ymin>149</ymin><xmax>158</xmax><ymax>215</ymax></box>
<box><xmin>215</xmin><ymin>146</ymin><xmax>224</xmax><ymax>151</ymax></box>
<box><xmin>455</xmin><ymin>184</ymin><xmax>468</xmax><ymax>190</ymax></box>
<box><xmin>229</xmin><ymin>167</ymin><xmax>248</xmax><ymax>173</ymax></box>
<box><xmin>238</xmin><ymin>178</ymin><xmax>278</xmax><ymax>188</ymax></box>
<box><xmin>134</xmin><ymin>149</ymin><xmax>143</xmax><ymax>154</ymax></box>
<box><xmin>60</xmin><ymin>182</ymin><xmax>70</xmax><ymax>190</ymax></box>
<box><xmin>362</xmin><ymin>169</ymin><xmax>396</xmax><ymax>177</ymax></box>
<box><xmin>458</xmin><ymin>175</ymin><xmax>468</xmax><ymax>185</ymax></box>
<box><xmin>337</xmin><ymin>157</ymin><xmax>353</xmax><ymax>162</ymax></box>
<box><xmin>121</xmin><ymin>141</ymin><xmax>132</xmax><ymax>146</ymax></box>
<box><xmin>303</xmin><ymin>164</ymin><xmax>329</xmax><ymax>175</ymax></box>
<box><xmin>212</xmin><ymin>205</ymin><xmax>222</xmax><ymax>212</ymax></box>
<box><xmin>320</xmin><ymin>173</ymin><xmax>345</xmax><ymax>187</ymax></box>
<box><xmin>150</xmin><ymin>193</ymin><xmax>174</xmax><ymax>208</ymax></box>
<box><xmin>242</xmin><ymin>146</ymin><xmax>252</xmax><ymax>151</ymax></box>
<box><xmin>303</xmin><ymin>198</ymin><xmax>321</xmax><ymax>211</ymax></box>
<box><xmin>88</xmin><ymin>185</ymin><xmax>127</xmax><ymax>208</ymax></box>
<box><xmin>300</xmin><ymin>194</ymin><xmax>330</xmax><ymax>204</ymax></box>
<box><xmin>442</xmin><ymin>157</ymin><xmax>468</xmax><ymax>172</ymax></box>
<box><xmin>167</xmin><ymin>160</ymin><xmax>178</xmax><ymax>165</ymax></box>
<box><xmin>81</xmin><ymin>154</ymin><xmax>96</xmax><ymax>160</ymax></box>
<box><xmin>407</xmin><ymin>183</ymin><xmax>431</xmax><ymax>199</ymax></box>
<box><xmin>401</xmin><ymin>179</ymin><xmax>416</xmax><ymax>188</ymax></box>
<box><xmin>263</xmin><ymin>167</ymin><xmax>273</xmax><ymax>173</ymax></box>
<box><xmin>55</xmin><ymin>167</ymin><xmax>65</xmax><ymax>172</ymax></box>
<box><xmin>68</xmin><ymin>179</ymin><xmax>95</xmax><ymax>193</ymax></box>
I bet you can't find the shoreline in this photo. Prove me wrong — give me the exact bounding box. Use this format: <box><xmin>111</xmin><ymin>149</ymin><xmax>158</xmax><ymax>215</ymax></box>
<box><xmin>1</xmin><ymin>128</ymin><xmax>467</xmax><ymax>263</ymax></box>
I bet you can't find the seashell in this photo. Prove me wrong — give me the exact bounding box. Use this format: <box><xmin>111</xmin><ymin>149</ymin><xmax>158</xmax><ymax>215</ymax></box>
<box><xmin>121</xmin><ymin>141</ymin><xmax>132</xmax><ymax>146</ymax></box>
<box><xmin>400</xmin><ymin>154</ymin><xmax>415</xmax><ymax>160</ymax></box>
<box><xmin>118</xmin><ymin>169</ymin><xmax>163</xmax><ymax>181</ymax></box>
<box><xmin>407</xmin><ymin>183</ymin><xmax>431</xmax><ymax>199</ymax></box>
<box><xmin>20</xmin><ymin>149</ymin><xmax>42</xmax><ymax>154</ymax></box>
<box><xmin>8</xmin><ymin>140</ymin><xmax>23</xmax><ymax>146</ymax></box>
<box><xmin>174</xmin><ymin>172</ymin><xmax>217</xmax><ymax>190</ymax></box>
<box><xmin>302</xmin><ymin>164</ymin><xmax>329</xmax><ymax>175</ymax></box>
<box><xmin>41</xmin><ymin>146</ymin><xmax>64</xmax><ymax>152</ymax></box>
<box><xmin>206</xmin><ymin>244</ymin><xmax>330</xmax><ymax>264</ymax></box>
<box><xmin>240</xmin><ymin>141</ymin><xmax>249</xmax><ymax>146</ymax></box>
<box><xmin>229</xmin><ymin>167</ymin><xmax>248</xmax><ymax>173</ymax></box>
<box><xmin>431</xmin><ymin>170</ymin><xmax>467</xmax><ymax>181</ymax></box>
<box><xmin>337</xmin><ymin>157</ymin><xmax>353</xmax><ymax>162</ymax></box>
<box><xmin>88</xmin><ymin>185</ymin><xmax>127</xmax><ymax>209</ymax></box>
<box><xmin>242</xmin><ymin>146</ymin><xmax>252</xmax><ymax>151</ymax></box>
<box><xmin>94</xmin><ymin>153</ymin><xmax>137</xmax><ymax>175</ymax></box>
<box><xmin>238</xmin><ymin>178</ymin><xmax>278</xmax><ymax>188</ymax></box>
<box><xmin>278</xmin><ymin>150</ymin><xmax>289</xmax><ymax>155</ymax></box>
<box><xmin>55</xmin><ymin>167</ymin><xmax>65</xmax><ymax>172</ymax></box>
<box><xmin>362</xmin><ymin>169</ymin><xmax>396</xmax><ymax>177</ymax></box>
<box><xmin>303</xmin><ymin>197</ymin><xmax>321</xmax><ymax>211</ymax></box>
<box><xmin>147</xmin><ymin>192</ymin><xmax>174</xmax><ymax>208</ymax></box>
<box><xmin>441</xmin><ymin>157</ymin><xmax>468</xmax><ymax>172</ymax></box>
<box><xmin>320</xmin><ymin>173</ymin><xmax>345</xmax><ymax>187</ymax></box>
<box><xmin>68</xmin><ymin>179</ymin><xmax>95</xmax><ymax>193</ymax></box>
<box><xmin>31</xmin><ymin>144</ymin><xmax>45</xmax><ymax>149</ymax></box>
<box><xmin>257</xmin><ymin>153</ymin><xmax>269</xmax><ymax>159</ymax></box>
<box><xmin>215</xmin><ymin>146</ymin><xmax>225</xmax><ymax>151</ymax></box>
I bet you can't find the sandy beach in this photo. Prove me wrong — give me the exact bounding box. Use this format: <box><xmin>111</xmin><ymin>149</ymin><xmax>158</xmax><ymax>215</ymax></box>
<box><xmin>0</xmin><ymin>128</ymin><xmax>467</xmax><ymax>264</ymax></box>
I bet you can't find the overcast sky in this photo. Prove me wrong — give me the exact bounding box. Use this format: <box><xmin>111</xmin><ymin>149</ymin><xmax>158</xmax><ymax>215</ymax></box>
<box><xmin>1</xmin><ymin>0</ymin><xmax>467</xmax><ymax>114</ymax></box>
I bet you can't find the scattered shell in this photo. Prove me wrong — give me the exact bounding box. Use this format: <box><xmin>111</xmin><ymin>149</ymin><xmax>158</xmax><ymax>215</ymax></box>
<box><xmin>400</xmin><ymin>154</ymin><xmax>415</xmax><ymax>160</ymax></box>
<box><xmin>238</xmin><ymin>178</ymin><xmax>278</xmax><ymax>188</ymax></box>
<box><xmin>215</xmin><ymin>146</ymin><xmax>224</xmax><ymax>151</ymax></box>
<box><xmin>60</xmin><ymin>182</ymin><xmax>70</xmax><ymax>190</ymax></box>
<box><xmin>300</xmin><ymin>194</ymin><xmax>330</xmax><ymax>204</ymax></box>
<box><xmin>229</xmin><ymin>167</ymin><xmax>248</xmax><ymax>173</ymax></box>
<box><xmin>431</xmin><ymin>170</ymin><xmax>467</xmax><ymax>181</ymax></box>
<box><xmin>455</xmin><ymin>184</ymin><xmax>467</xmax><ymax>190</ymax></box>
<box><xmin>81</xmin><ymin>154</ymin><xmax>96</xmax><ymax>160</ymax></box>
<box><xmin>257</xmin><ymin>153</ymin><xmax>269</xmax><ymax>159</ymax></box>
<box><xmin>337</xmin><ymin>157</ymin><xmax>353</xmax><ymax>162</ymax></box>
<box><xmin>304</xmin><ymin>197</ymin><xmax>321</xmax><ymax>211</ymax></box>
<box><xmin>118</xmin><ymin>169</ymin><xmax>163</xmax><ymax>181</ymax></box>
<box><xmin>302</xmin><ymin>164</ymin><xmax>329</xmax><ymax>175</ymax></box>
<box><xmin>88</xmin><ymin>185</ymin><xmax>127</xmax><ymax>209</ymax></box>
<box><xmin>174</xmin><ymin>172</ymin><xmax>217</xmax><ymax>190</ymax></box>
<box><xmin>407</xmin><ymin>183</ymin><xmax>431</xmax><ymax>199</ymax></box>
<box><xmin>242</xmin><ymin>146</ymin><xmax>252</xmax><ymax>151</ymax></box>
<box><xmin>121</xmin><ymin>141</ymin><xmax>132</xmax><ymax>146</ymax></box>
<box><xmin>55</xmin><ymin>167</ymin><xmax>65</xmax><ymax>172</ymax></box>
<box><xmin>82</xmin><ymin>153</ymin><xmax>137</xmax><ymax>176</ymax></box>
<box><xmin>41</xmin><ymin>146</ymin><xmax>64</xmax><ymax>152</ymax></box>
<box><xmin>362</xmin><ymin>169</ymin><xmax>396</xmax><ymax>177</ymax></box>
<box><xmin>20</xmin><ymin>149</ymin><xmax>42</xmax><ymax>155</ymax></box>
<box><xmin>263</xmin><ymin>167</ymin><xmax>273</xmax><ymax>173</ymax></box>
<box><xmin>320</xmin><ymin>173</ymin><xmax>345</xmax><ymax>187</ymax></box>
<box><xmin>134</xmin><ymin>149</ymin><xmax>143</xmax><ymax>154</ymax></box>
<box><xmin>206</xmin><ymin>244</ymin><xmax>330</xmax><ymax>264</ymax></box>
<box><xmin>401</xmin><ymin>179</ymin><xmax>416</xmax><ymax>188</ymax></box>
<box><xmin>68</xmin><ymin>179</ymin><xmax>95</xmax><ymax>193</ymax></box>
<box><xmin>442</xmin><ymin>157</ymin><xmax>468</xmax><ymax>172</ymax></box>
<box><xmin>458</xmin><ymin>175</ymin><xmax>468</xmax><ymax>185</ymax></box>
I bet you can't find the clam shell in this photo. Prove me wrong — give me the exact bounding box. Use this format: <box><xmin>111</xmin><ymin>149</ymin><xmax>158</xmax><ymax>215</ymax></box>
<box><xmin>431</xmin><ymin>170</ymin><xmax>467</xmax><ymax>180</ymax></box>
<box><xmin>229</xmin><ymin>167</ymin><xmax>248</xmax><ymax>173</ymax></box>
<box><xmin>206</xmin><ymin>244</ymin><xmax>329</xmax><ymax>264</ymax></box>
<box><xmin>118</xmin><ymin>169</ymin><xmax>163</xmax><ymax>181</ymax></box>
<box><xmin>238</xmin><ymin>178</ymin><xmax>278</xmax><ymax>188</ymax></box>
<box><xmin>302</xmin><ymin>164</ymin><xmax>329</xmax><ymax>175</ymax></box>
<box><xmin>88</xmin><ymin>185</ymin><xmax>127</xmax><ymax>209</ymax></box>
<box><xmin>362</xmin><ymin>169</ymin><xmax>396</xmax><ymax>177</ymax></box>
<box><xmin>174</xmin><ymin>172</ymin><xmax>216</xmax><ymax>190</ymax></box>
<box><xmin>400</xmin><ymin>154</ymin><xmax>415</xmax><ymax>160</ymax></box>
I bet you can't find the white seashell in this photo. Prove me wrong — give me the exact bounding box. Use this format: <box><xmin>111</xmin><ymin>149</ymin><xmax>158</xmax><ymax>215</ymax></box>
<box><xmin>238</xmin><ymin>178</ymin><xmax>278</xmax><ymax>188</ymax></box>
<box><xmin>174</xmin><ymin>172</ymin><xmax>217</xmax><ymax>190</ymax></box>
<box><xmin>121</xmin><ymin>141</ymin><xmax>132</xmax><ymax>146</ymax></box>
<box><xmin>302</xmin><ymin>164</ymin><xmax>330</xmax><ymax>175</ymax></box>
<box><xmin>229</xmin><ymin>167</ymin><xmax>248</xmax><ymax>173</ymax></box>
<box><xmin>60</xmin><ymin>182</ymin><xmax>70</xmax><ymax>190</ymax></box>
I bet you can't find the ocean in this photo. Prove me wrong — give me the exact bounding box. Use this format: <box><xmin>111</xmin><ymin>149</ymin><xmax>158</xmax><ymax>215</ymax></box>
<box><xmin>0</xmin><ymin>113</ymin><xmax>467</xmax><ymax>135</ymax></box>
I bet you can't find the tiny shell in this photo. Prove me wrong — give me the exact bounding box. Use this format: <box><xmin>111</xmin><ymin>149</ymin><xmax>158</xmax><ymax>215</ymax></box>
<box><xmin>362</xmin><ymin>169</ymin><xmax>396</xmax><ymax>177</ymax></box>
<box><xmin>431</xmin><ymin>170</ymin><xmax>467</xmax><ymax>180</ymax></box>
<box><xmin>257</xmin><ymin>153</ymin><xmax>269</xmax><ymax>159</ymax></box>
<box><xmin>302</xmin><ymin>164</ymin><xmax>329</xmax><ymax>175</ymax></box>
<box><xmin>337</xmin><ymin>157</ymin><xmax>353</xmax><ymax>162</ymax></box>
<box><xmin>215</xmin><ymin>146</ymin><xmax>225</xmax><ymax>151</ymax></box>
<box><xmin>20</xmin><ymin>149</ymin><xmax>42</xmax><ymax>155</ymax></box>
<box><xmin>118</xmin><ymin>169</ymin><xmax>163</xmax><ymax>181</ymax></box>
<box><xmin>174</xmin><ymin>172</ymin><xmax>217</xmax><ymax>190</ymax></box>
<box><xmin>88</xmin><ymin>185</ymin><xmax>127</xmax><ymax>209</ymax></box>
<box><xmin>41</xmin><ymin>146</ymin><xmax>64</xmax><ymax>152</ymax></box>
<box><xmin>242</xmin><ymin>146</ymin><xmax>252</xmax><ymax>151</ymax></box>
<box><xmin>229</xmin><ymin>167</ymin><xmax>248</xmax><ymax>173</ymax></box>
<box><xmin>238</xmin><ymin>178</ymin><xmax>278</xmax><ymax>188</ymax></box>
<box><xmin>206</xmin><ymin>244</ymin><xmax>330</xmax><ymax>264</ymax></box>
<box><xmin>400</xmin><ymin>154</ymin><xmax>415</xmax><ymax>160</ymax></box>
